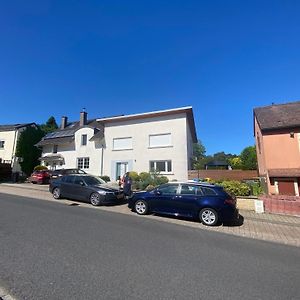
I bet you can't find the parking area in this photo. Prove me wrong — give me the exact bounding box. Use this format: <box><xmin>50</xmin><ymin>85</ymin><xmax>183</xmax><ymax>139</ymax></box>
<box><xmin>1</xmin><ymin>182</ymin><xmax>299</xmax><ymax>247</ymax></box>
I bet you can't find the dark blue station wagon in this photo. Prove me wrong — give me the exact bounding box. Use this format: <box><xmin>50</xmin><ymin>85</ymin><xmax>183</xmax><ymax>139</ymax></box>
<box><xmin>128</xmin><ymin>182</ymin><xmax>239</xmax><ymax>226</ymax></box>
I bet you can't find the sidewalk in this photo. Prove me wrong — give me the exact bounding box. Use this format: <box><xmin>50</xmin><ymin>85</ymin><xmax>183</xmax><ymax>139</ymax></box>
<box><xmin>1</xmin><ymin>182</ymin><xmax>299</xmax><ymax>247</ymax></box>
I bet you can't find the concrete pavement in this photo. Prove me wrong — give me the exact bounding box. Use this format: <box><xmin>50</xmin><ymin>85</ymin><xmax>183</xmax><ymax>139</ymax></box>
<box><xmin>1</xmin><ymin>182</ymin><xmax>299</xmax><ymax>247</ymax></box>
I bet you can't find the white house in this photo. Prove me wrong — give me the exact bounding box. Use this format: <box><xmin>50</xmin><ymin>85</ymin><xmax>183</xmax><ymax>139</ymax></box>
<box><xmin>36</xmin><ymin>107</ymin><xmax>197</xmax><ymax>181</ymax></box>
<box><xmin>0</xmin><ymin>123</ymin><xmax>36</xmax><ymax>172</ymax></box>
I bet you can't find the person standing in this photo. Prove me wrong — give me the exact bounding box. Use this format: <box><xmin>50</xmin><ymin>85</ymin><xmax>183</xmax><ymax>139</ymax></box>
<box><xmin>122</xmin><ymin>172</ymin><xmax>132</xmax><ymax>199</ymax></box>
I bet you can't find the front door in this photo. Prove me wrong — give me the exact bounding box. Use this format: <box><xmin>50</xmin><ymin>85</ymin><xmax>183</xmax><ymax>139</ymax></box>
<box><xmin>116</xmin><ymin>162</ymin><xmax>128</xmax><ymax>179</ymax></box>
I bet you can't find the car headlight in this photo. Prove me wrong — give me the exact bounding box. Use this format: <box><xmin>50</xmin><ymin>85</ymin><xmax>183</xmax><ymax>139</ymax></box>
<box><xmin>98</xmin><ymin>190</ymin><xmax>106</xmax><ymax>195</ymax></box>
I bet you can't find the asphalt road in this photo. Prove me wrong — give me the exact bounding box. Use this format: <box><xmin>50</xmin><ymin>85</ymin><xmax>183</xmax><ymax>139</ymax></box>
<box><xmin>0</xmin><ymin>193</ymin><xmax>299</xmax><ymax>300</ymax></box>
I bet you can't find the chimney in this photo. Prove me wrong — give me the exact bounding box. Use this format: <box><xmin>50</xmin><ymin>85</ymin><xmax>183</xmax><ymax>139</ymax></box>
<box><xmin>61</xmin><ymin>116</ymin><xmax>68</xmax><ymax>129</ymax></box>
<box><xmin>80</xmin><ymin>109</ymin><xmax>87</xmax><ymax>127</ymax></box>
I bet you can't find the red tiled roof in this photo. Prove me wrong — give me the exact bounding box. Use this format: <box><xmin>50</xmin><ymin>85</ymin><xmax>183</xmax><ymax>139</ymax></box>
<box><xmin>254</xmin><ymin>101</ymin><xmax>300</xmax><ymax>131</ymax></box>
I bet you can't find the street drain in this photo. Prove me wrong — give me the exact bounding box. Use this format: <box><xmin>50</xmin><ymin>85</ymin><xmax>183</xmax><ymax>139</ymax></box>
<box><xmin>68</xmin><ymin>203</ymin><xmax>80</xmax><ymax>206</ymax></box>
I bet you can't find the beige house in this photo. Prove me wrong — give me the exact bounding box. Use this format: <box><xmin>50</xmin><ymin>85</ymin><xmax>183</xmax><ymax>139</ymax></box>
<box><xmin>36</xmin><ymin>107</ymin><xmax>197</xmax><ymax>181</ymax></box>
<box><xmin>254</xmin><ymin>101</ymin><xmax>300</xmax><ymax>196</ymax></box>
<box><xmin>0</xmin><ymin>123</ymin><xmax>36</xmax><ymax>172</ymax></box>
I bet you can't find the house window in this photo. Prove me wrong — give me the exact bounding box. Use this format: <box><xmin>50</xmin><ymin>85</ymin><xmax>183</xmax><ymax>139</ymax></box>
<box><xmin>0</xmin><ymin>140</ymin><xmax>4</xmax><ymax>149</ymax></box>
<box><xmin>77</xmin><ymin>157</ymin><xmax>90</xmax><ymax>169</ymax></box>
<box><xmin>149</xmin><ymin>133</ymin><xmax>172</xmax><ymax>148</ymax></box>
<box><xmin>113</xmin><ymin>137</ymin><xmax>132</xmax><ymax>150</ymax></box>
<box><xmin>53</xmin><ymin>145</ymin><xmax>58</xmax><ymax>154</ymax></box>
<box><xmin>150</xmin><ymin>160</ymin><xmax>172</xmax><ymax>173</ymax></box>
<box><xmin>81</xmin><ymin>134</ymin><xmax>87</xmax><ymax>146</ymax></box>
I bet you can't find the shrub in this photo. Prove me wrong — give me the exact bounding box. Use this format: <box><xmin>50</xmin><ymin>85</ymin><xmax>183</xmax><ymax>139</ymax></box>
<box><xmin>139</xmin><ymin>172</ymin><xmax>152</xmax><ymax>182</ymax></box>
<box><xmin>100</xmin><ymin>175</ymin><xmax>110</xmax><ymax>182</ymax></box>
<box><xmin>129</xmin><ymin>171</ymin><xmax>140</xmax><ymax>182</ymax></box>
<box><xmin>154</xmin><ymin>175</ymin><xmax>169</xmax><ymax>186</ymax></box>
<box><xmin>245</xmin><ymin>180</ymin><xmax>263</xmax><ymax>196</ymax></box>
<box><xmin>145</xmin><ymin>185</ymin><xmax>155</xmax><ymax>191</ymax></box>
<box><xmin>252</xmin><ymin>182</ymin><xmax>263</xmax><ymax>196</ymax></box>
<box><xmin>133</xmin><ymin>171</ymin><xmax>169</xmax><ymax>190</ymax></box>
<box><xmin>34</xmin><ymin>165</ymin><xmax>48</xmax><ymax>171</ymax></box>
<box><xmin>219</xmin><ymin>180</ymin><xmax>251</xmax><ymax>197</ymax></box>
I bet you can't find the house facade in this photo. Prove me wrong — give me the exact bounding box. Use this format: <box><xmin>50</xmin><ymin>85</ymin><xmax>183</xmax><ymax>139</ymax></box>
<box><xmin>0</xmin><ymin>123</ymin><xmax>36</xmax><ymax>172</ymax></box>
<box><xmin>36</xmin><ymin>107</ymin><xmax>197</xmax><ymax>181</ymax></box>
<box><xmin>254</xmin><ymin>101</ymin><xmax>300</xmax><ymax>196</ymax></box>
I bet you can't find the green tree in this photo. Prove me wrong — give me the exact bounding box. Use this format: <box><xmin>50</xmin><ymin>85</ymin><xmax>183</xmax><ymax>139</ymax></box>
<box><xmin>15</xmin><ymin>126</ymin><xmax>45</xmax><ymax>175</ymax></box>
<box><xmin>192</xmin><ymin>140</ymin><xmax>206</xmax><ymax>169</ymax></box>
<box><xmin>194</xmin><ymin>155</ymin><xmax>213</xmax><ymax>170</ymax></box>
<box><xmin>40</xmin><ymin>116</ymin><xmax>58</xmax><ymax>134</ymax></box>
<box><xmin>213</xmin><ymin>152</ymin><xmax>237</xmax><ymax>163</ymax></box>
<box><xmin>240</xmin><ymin>146</ymin><xmax>257</xmax><ymax>170</ymax></box>
<box><xmin>228</xmin><ymin>157</ymin><xmax>243</xmax><ymax>169</ymax></box>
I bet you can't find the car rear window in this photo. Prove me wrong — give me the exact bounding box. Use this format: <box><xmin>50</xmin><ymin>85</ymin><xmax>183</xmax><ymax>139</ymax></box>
<box><xmin>180</xmin><ymin>184</ymin><xmax>197</xmax><ymax>195</ymax></box>
<box><xmin>198</xmin><ymin>187</ymin><xmax>218</xmax><ymax>196</ymax></box>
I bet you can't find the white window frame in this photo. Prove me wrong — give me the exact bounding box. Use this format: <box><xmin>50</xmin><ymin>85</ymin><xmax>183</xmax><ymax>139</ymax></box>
<box><xmin>149</xmin><ymin>133</ymin><xmax>172</xmax><ymax>148</ymax></box>
<box><xmin>113</xmin><ymin>137</ymin><xmax>133</xmax><ymax>151</ymax></box>
<box><xmin>77</xmin><ymin>157</ymin><xmax>90</xmax><ymax>169</ymax></box>
<box><xmin>149</xmin><ymin>160</ymin><xmax>172</xmax><ymax>174</ymax></box>
<box><xmin>0</xmin><ymin>140</ymin><xmax>5</xmax><ymax>149</ymax></box>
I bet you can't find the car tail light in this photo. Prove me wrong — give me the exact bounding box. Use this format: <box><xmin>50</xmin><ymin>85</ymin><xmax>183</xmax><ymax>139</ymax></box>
<box><xmin>224</xmin><ymin>198</ymin><xmax>236</xmax><ymax>206</ymax></box>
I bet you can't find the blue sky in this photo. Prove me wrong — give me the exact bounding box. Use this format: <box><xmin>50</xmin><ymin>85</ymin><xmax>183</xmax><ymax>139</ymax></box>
<box><xmin>1</xmin><ymin>0</ymin><xmax>299</xmax><ymax>155</ymax></box>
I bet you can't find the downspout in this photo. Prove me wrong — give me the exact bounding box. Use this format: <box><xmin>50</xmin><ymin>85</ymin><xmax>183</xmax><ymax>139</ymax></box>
<box><xmin>100</xmin><ymin>147</ymin><xmax>104</xmax><ymax>176</ymax></box>
<box><xmin>11</xmin><ymin>129</ymin><xmax>18</xmax><ymax>168</ymax></box>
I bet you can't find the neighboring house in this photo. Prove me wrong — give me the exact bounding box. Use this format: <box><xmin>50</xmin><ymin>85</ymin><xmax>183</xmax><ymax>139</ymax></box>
<box><xmin>36</xmin><ymin>107</ymin><xmax>197</xmax><ymax>181</ymax></box>
<box><xmin>0</xmin><ymin>123</ymin><xmax>37</xmax><ymax>172</ymax></box>
<box><xmin>254</xmin><ymin>101</ymin><xmax>300</xmax><ymax>196</ymax></box>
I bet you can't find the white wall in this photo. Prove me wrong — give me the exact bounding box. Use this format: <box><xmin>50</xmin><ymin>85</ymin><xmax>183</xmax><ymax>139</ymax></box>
<box><xmin>42</xmin><ymin>127</ymin><xmax>103</xmax><ymax>175</ymax></box>
<box><xmin>0</xmin><ymin>128</ymin><xmax>27</xmax><ymax>171</ymax></box>
<box><xmin>41</xmin><ymin>112</ymin><xmax>193</xmax><ymax>182</ymax></box>
<box><xmin>102</xmin><ymin>113</ymin><xmax>190</xmax><ymax>181</ymax></box>
<box><xmin>0</xmin><ymin>130</ymin><xmax>17</xmax><ymax>163</ymax></box>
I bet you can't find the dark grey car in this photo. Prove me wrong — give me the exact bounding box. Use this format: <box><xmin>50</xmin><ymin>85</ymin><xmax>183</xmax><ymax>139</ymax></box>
<box><xmin>50</xmin><ymin>168</ymin><xmax>86</xmax><ymax>179</ymax></box>
<box><xmin>49</xmin><ymin>174</ymin><xmax>124</xmax><ymax>206</ymax></box>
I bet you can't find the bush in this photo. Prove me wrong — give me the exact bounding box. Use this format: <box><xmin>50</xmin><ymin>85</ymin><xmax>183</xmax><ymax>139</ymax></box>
<box><xmin>154</xmin><ymin>175</ymin><xmax>169</xmax><ymax>186</ymax></box>
<box><xmin>139</xmin><ymin>172</ymin><xmax>152</xmax><ymax>182</ymax></box>
<box><xmin>145</xmin><ymin>185</ymin><xmax>155</xmax><ymax>191</ymax></box>
<box><xmin>219</xmin><ymin>180</ymin><xmax>251</xmax><ymax>197</ymax></box>
<box><xmin>244</xmin><ymin>180</ymin><xmax>263</xmax><ymax>196</ymax></box>
<box><xmin>129</xmin><ymin>171</ymin><xmax>140</xmax><ymax>182</ymax></box>
<box><xmin>34</xmin><ymin>165</ymin><xmax>48</xmax><ymax>171</ymax></box>
<box><xmin>100</xmin><ymin>175</ymin><xmax>110</xmax><ymax>182</ymax></box>
<box><xmin>131</xmin><ymin>171</ymin><xmax>169</xmax><ymax>190</ymax></box>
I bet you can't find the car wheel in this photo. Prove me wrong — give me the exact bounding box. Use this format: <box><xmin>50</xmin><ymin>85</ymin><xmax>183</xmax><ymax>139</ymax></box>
<box><xmin>90</xmin><ymin>192</ymin><xmax>102</xmax><ymax>206</ymax></box>
<box><xmin>135</xmin><ymin>200</ymin><xmax>148</xmax><ymax>215</ymax></box>
<box><xmin>199</xmin><ymin>208</ymin><xmax>218</xmax><ymax>226</ymax></box>
<box><xmin>52</xmin><ymin>187</ymin><xmax>61</xmax><ymax>199</ymax></box>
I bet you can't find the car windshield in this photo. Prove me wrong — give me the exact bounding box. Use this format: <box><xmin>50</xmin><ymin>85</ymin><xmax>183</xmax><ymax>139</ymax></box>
<box><xmin>83</xmin><ymin>176</ymin><xmax>105</xmax><ymax>186</ymax></box>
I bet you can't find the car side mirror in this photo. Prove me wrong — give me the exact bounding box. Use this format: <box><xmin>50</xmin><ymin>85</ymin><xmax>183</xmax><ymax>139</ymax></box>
<box><xmin>79</xmin><ymin>181</ymin><xmax>85</xmax><ymax>186</ymax></box>
<box><xmin>155</xmin><ymin>190</ymin><xmax>162</xmax><ymax>196</ymax></box>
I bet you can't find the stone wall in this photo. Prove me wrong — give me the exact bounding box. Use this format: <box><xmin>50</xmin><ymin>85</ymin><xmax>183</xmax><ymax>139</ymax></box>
<box><xmin>259</xmin><ymin>195</ymin><xmax>300</xmax><ymax>216</ymax></box>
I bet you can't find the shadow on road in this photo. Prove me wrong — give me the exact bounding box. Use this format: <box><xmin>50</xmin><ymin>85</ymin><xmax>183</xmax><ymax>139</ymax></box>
<box><xmin>152</xmin><ymin>212</ymin><xmax>244</xmax><ymax>227</ymax></box>
<box><xmin>223</xmin><ymin>214</ymin><xmax>244</xmax><ymax>227</ymax></box>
